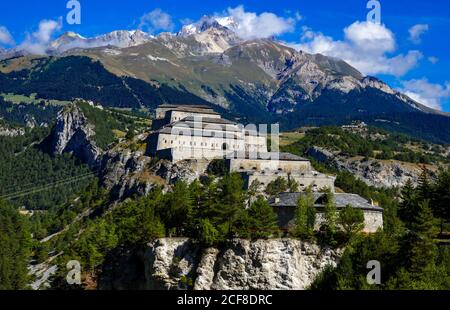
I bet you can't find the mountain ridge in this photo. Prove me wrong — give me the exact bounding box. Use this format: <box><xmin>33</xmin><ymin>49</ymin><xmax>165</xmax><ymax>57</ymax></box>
<box><xmin>1</xmin><ymin>16</ymin><xmax>449</xmax><ymax>142</ymax></box>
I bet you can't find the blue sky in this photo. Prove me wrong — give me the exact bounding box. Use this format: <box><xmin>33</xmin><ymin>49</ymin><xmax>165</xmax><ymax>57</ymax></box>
<box><xmin>1</xmin><ymin>0</ymin><xmax>450</xmax><ymax>111</ymax></box>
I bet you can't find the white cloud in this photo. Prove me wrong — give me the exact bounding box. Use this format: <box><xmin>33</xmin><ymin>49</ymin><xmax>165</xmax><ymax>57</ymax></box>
<box><xmin>225</xmin><ymin>5</ymin><xmax>295</xmax><ymax>40</ymax></box>
<box><xmin>293</xmin><ymin>21</ymin><xmax>422</xmax><ymax>77</ymax></box>
<box><xmin>139</xmin><ymin>9</ymin><xmax>175</xmax><ymax>34</ymax></box>
<box><xmin>408</xmin><ymin>24</ymin><xmax>429</xmax><ymax>44</ymax></box>
<box><xmin>398</xmin><ymin>79</ymin><xmax>450</xmax><ymax>110</ymax></box>
<box><xmin>19</xmin><ymin>18</ymin><xmax>62</xmax><ymax>54</ymax></box>
<box><xmin>344</xmin><ymin>21</ymin><xmax>395</xmax><ymax>53</ymax></box>
<box><xmin>294</xmin><ymin>11</ymin><xmax>303</xmax><ymax>21</ymax></box>
<box><xmin>0</xmin><ymin>26</ymin><xmax>14</xmax><ymax>45</ymax></box>
<box><xmin>428</xmin><ymin>56</ymin><xmax>439</xmax><ymax>64</ymax></box>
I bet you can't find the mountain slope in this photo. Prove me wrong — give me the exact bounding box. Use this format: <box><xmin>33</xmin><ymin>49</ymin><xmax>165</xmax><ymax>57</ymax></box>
<box><xmin>0</xmin><ymin>56</ymin><xmax>214</xmax><ymax>110</ymax></box>
<box><xmin>0</xmin><ymin>17</ymin><xmax>449</xmax><ymax>142</ymax></box>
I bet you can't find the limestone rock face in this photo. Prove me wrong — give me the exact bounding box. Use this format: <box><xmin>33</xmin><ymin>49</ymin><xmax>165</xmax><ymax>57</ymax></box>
<box><xmin>0</xmin><ymin>125</ymin><xmax>25</xmax><ymax>137</ymax></box>
<box><xmin>306</xmin><ymin>146</ymin><xmax>437</xmax><ymax>188</ymax></box>
<box><xmin>334</xmin><ymin>158</ymin><xmax>437</xmax><ymax>188</ymax></box>
<box><xmin>152</xmin><ymin>159</ymin><xmax>210</xmax><ymax>184</ymax></box>
<box><xmin>143</xmin><ymin>238</ymin><xmax>341</xmax><ymax>290</ymax></box>
<box><xmin>100</xmin><ymin>150</ymin><xmax>162</xmax><ymax>200</ymax></box>
<box><xmin>50</xmin><ymin>105</ymin><xmax>102</xmax><ymax>167</ymax></box>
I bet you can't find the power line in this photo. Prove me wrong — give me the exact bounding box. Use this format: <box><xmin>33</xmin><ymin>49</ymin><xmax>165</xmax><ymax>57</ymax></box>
<box><xmin>0</xmin><ymin>172</ymin><xmax>96</xmax><ymax>200</ymax></box>
<box><xmin>0</xmin><ymin>165</ymin><xmax>103</xmax><ymax>200</ymax></box>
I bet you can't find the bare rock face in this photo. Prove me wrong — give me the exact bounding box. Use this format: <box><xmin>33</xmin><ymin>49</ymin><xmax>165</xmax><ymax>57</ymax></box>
<box><xmin>307</xmin><ymin>146</ymin><xmax>437</xmax><ymax>188</ymax></box>
<box><xmin>152</xmin><ymin>159</ymin><xmax>210</xmax><ymax>184</ymax></box>
<box><xmin>99</xmin><ymin>152</ymin><xmax>210</xmax><ymax>200</ymax></box>
<box><xmin>143</xmin><ymin>238</ymin><xmax>341</xmax><ymax>290</ymax></box>
<box><xmin>50</xmin><ymin>105</ymin><xmax>102</xmax><ymax>167</ymax></box>
<box><xmin>100</xmin><ymin>149</ymin><xmax>164</xmax><ymax>200</ymax></box>
<box><xmin>0</xmin><ymin>125</ymin><xmax>25</xmax><ymax>137</ymax></box>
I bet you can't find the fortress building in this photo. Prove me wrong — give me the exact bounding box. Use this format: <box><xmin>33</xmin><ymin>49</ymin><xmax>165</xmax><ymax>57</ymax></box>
<box><xmin>146</xmin><ymin>104</ymin><xmax>383</xmax><ymax>232</ymax></box>
<box><xmin>147</xmin><ymin>104</ymin><xmax>335</xmax><ymax>191</ymax></box>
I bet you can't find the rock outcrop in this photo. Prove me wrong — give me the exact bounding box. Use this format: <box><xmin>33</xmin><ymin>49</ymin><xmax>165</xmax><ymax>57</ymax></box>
<box><xmin>151</xmin><ymin>159</ymin><xmax>210</xmax><ymax>184</ymax></box>
<box><xmin>143</xmin><ymin>238</ymin><xmax>341</xmax><ymax>290</ymax></box>
<box><xmin>0</xmin><ymin>125</ymin><xmax>25</xmax><ymax>137</ymax></box>
<box><xmin>307</xmin><ymin>146</ymin><xmax>437</xmax><ymax>188</ymax></box>
<box><xmin>50</xmin><ymin>105</ymin><xmax>102</xmax><ymax>167</ymax></box>
<box><xmin>100</xmin><ymin>149</ymin><xmax>163</xmax><ymax>199</ymax></box>
<box><xmin>100</xmin><ymin>145</ymin><xmax>210</xmax><ymax>200</ymax></box>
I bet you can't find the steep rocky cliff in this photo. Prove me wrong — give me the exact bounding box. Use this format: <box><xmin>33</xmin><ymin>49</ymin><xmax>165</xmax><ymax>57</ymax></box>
<box><xmin>100</xmin><ymin>144</ymin><xmax>210</xmax><ymax>200</ymax></box>
<box><xmin>139</xmin><ymin>238</ymin><xmax>341</xmax><ymax>290</ymax></box>
<box><xmin>49</xmin><ymin>104</ymin><xmax>102</xmax><ymax>167</ymax></box>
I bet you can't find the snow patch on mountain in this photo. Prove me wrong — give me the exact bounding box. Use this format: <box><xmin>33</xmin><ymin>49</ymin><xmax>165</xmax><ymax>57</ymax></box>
<box><xmin>147</xmin><ymin>54</ymin><xmax>179</xmax><ymax>67</ymax></box>
<box><xmin>50</xmin><ymin>30</ymin><xmax>152</xmax><ymax>53</ymax></box>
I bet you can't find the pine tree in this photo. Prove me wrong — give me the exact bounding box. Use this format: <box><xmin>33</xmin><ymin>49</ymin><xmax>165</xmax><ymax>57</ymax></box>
<box><xmin>196</xmin><ymin>218</ymin><xmax>220</xmax><ymax>247</ymax></box>
<box><xmin>399</xmin><ymin>179</ymin><xmax>419</xmax><ymax>228</ymax></box>
<box><xmin>294</xmin><ymin>190</ymin><xmax>316</xmax><ymax>239</ymax></box>
<box><xmin>165</xmin><ymin>181</ymin><xmax>193</xmax><ymax>235</ymax></box>
<box><xmin>210</xmin><ymin>173</ymin><xmax>246</xmax><ymax>237</ymax></box>
<box><xmin>417</xmin><ymin>167</ymin><xmax>432</xmax><ymax>202</ymax></box>
<box><xmin>244</xmin><ymin>197</ymin><xmax>280</xmax><ymax>239</ymax></box>
<box><xmin>0</xmin><ymin>200</ymin><xmax>31</xmax><ymax>289</ymax></box>
<box><xmin>321</xmin><ymin>189</ymin><xmax>339</xmax><ymax>245</ymax></box>
<box><xmin>432</xmin><ymin>168</ymin><xmax>450</xmax><ymax>234</ymax></box>
<box><xmin>408</xmin><ymin>200</ymin><xmax>438</xmax><ymax>273</ymax></box>
<box><xmin>338</xmin><ymin>204</ymin><xmax>365</xmax><ymax>239</ymax></box>
<box><xmin>265</xmin><ymin>177</ymin><xmax>289</xmax><ymax>196</ymax></box>
<box><xmin>287</xmin><ymin>176</ymin><xmax>299</xmax><ymax>193</ymax></box>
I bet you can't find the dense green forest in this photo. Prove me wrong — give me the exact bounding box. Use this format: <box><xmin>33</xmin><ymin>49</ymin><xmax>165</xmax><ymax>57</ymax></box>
<box><xmin>0</xmin><ymin>164</ymin><xmax>448</xmax><ymax>289</ymax></box>
<box><xmin>76</xmin><ymin>102</ymin><xmax>137</xmax><ymax>149</ymax></box>
<box><xmin>0</xmin><ymin>200</ymin><xmax>31</xmax><ymax>289</ymax></box>
<box><xmin>0</xmin><ymin>96</ymin><xmax>59</xmax><ymax>127</ymax></box>
<box><xmin>279</xmin><ymin>88</ymin><xmax>450</xmax><ymax>144</ymax></box>
<box><xmin>0</xmin><ymin>56</ymin><xmax>214</xmax><ymax>110</ymax></box>
<box><xmin>0</xmin><ymin>127</ymin><xmax>93</xmax><ymax>209</ymax></box>
<box><xmin>312</xmin><ymin>172</ymin><xmax>450</xmax><ymax>289</ymax></box>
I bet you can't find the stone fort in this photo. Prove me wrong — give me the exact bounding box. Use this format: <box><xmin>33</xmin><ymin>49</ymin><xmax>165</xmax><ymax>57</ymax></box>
<box><xmin>147</xmin><ymin>104</ymin><xmax>383</xmax><ymax>232</ymax></box>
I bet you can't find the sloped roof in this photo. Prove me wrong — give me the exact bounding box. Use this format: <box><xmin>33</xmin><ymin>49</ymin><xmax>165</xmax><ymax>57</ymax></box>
<box><xmin>269</xmin><ymin>192</ymin><xmax>383</xmax><ymax>212</ymax></box>
<box><xmin>229</xmin><ymin>152</ymin><xmax>309</xmax><ymax>161</ymax></box>
<box><xmin>181</xmin><ymin>116</ymin><xmax>236</xmax><ymax>125</ymax></box>
<box><xmin>157</xmin><ymin>104</ymin><xmax>213</xmax><ymax>109</ymax></box>
<box><xmin>168</xmin><ymin>106</ymin><xmax>218</xmax><ymax>115</ymax></box>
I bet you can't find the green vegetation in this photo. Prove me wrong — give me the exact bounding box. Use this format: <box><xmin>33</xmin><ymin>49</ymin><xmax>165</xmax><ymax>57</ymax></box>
<box><xmin>77</xmin><ymin>102</ymin><xmax>138</xmax><ymax>149</ymax></box>
<box><xmin>44</xmin><ymin>173</ymin><xmax>281</xmax><ymax>278</ymax></box>
<box><xmin>239</xmin><ymin>197</ymin><xmax>280</xmax><ymax>239</ymax></box>
<box><xmin>0</xmin><ymin>200</ymin><xmax>31</xmax><ymax>289</ymax></box>
<box><xmin>293</xmin><ymin>189</ymin><xmax>316</xmax><ymax>239</ymax></box>
<box><xmin>207</xmin><ymin>159</ymin><xmax>228</xmax><ymax>176</ymax></box>
<box><xmin>264</xmin><ymin>176</ymin><xmax>300</xmax><ymax>195</ymax></box>
<box><xmin>338</xmin><ymin>205</ymin><xmax>365</xmax><ymax>239</ymax></box>
<box><xmin>311</xmin><ymin>169</ymin><xmax>450</xmax><ymax>290</ymax></box>
<box><xmin>0</xmin><ymin>128</ymin><xmax>93</xmax><ymax>209</ymax></box>
<box><xmin>0</xmin><ymin>96</ymin><xmax>59</xmax><ymax>127</ymax></box>
<box><xmin>0</xmin><ymin>56</ymin><xmax>211</xmax><ymax>110</ymax></box>
<box><xmin>265</xmin><ymin>176</ymin><xmax>289</xmax><ymax>196</ymax></box>
<box><xmin>282</xmin><ymin>126</ymin><xmax>450</xmax><ymax>164</ymax></box>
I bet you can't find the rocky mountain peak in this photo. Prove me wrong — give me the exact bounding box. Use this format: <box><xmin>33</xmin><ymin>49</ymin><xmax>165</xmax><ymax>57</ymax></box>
<box><xmin>178</xmin><ymin>15</ymin><xmax>238</xmax><ymax>37</ymax></box>
<box><xmin>49</xmin><ymin>104</ymin><xmax>102</xmax><ymax>167</ymax></box>
<box><xmin>49</xmin><ymin>29</ymin><xmax>152</xmax><ymax>53</ymax></box>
